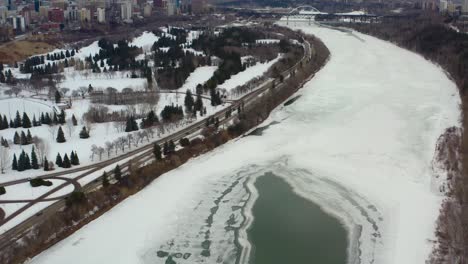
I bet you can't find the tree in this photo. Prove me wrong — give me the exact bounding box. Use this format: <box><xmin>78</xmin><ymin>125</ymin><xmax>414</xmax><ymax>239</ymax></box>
<box><xmin>114</xmin><ymin>165</ymin><xmax>122</xmax><ymax>181</ymax></box>
<box><xmin>0</xmin><ymin>146</ymin><xmax>10</xmax><ymax>173</ymax></box>
<box><xmin>22</xmin><ymin>112</ymin><xmax>31</xmax><ymax>128</ymax></box>
<box><xmin>72</xmin><ymin>114</ymin><xmax>78</xmax><ymax>126</ymax></box>
<box><xmin>14</xmin><ymin>111</ymin><xmax>21</xmax><ymax>128</ymax></box>
<box><xmin>195</xmin><ymin>93</ymin><xmax>204</xmax><ymax>113</ymax></box>
<box><xmin>58</xmin><ymin>109</ymin><xmax>66</xmax><ymax>124</ymax></box>
<box><xmin>31</xmin><ymin>147</ymin><xmax>39</xmax><ymax>169</ymax></box>
<box><xmin>55</xmin><ymin>90</ymin><xmax>61</xmax><ymax>103</ymax></box>
<box><xmin>125</xmin><ymin>116</ymin><xmax>139</xmax><ymax>132</ymax></box>
<box><xmin>13</xmin><ymin>131</ymin><xmax>20</xmax><ymax>144</ymax></box>
<box><xmin>62</xmin><ymin>154</ymin><xmax>71</xmax><ymax>168</ymax></box>
<box><xmin>184</xmin><ymin>89</ymin><xmax>194</xmax><ymax>112</ymax></box>
<box><xmin>12</xmin><ymin>154</ymin><xmax>18</xmax><ymax>170</ymax></box>
<box><xmin>44</xmin><ymin>157</ymin><xmax>49</xmax><ymax>171</ymax></box>
<box><xmin>153</xmin><ymin>143</ymin><xmax>162</xmax><ymax>160</ymax></box>
<box><xmin>56</xmin><ymin>126</ymin><xmax>66</xmax><ymax>143</ymax></box>
<box><xmin>71</xmin><ymin>151</ymin><xmax>80</xmax><ymax>165</ymax></box>
<box><xmin>20</xmin><ymin>131</ymin><xmax>27</xmax><ymax>145</ymax></box>
<box><xmin>55</xmin><ymin>153</ymin><xmax>63</xmax><ymax>167</ymax></box>
<box><xmin>79</xmin><ymin>126</ymin><xmax>90</xmax><ymax>138</ymax></box>
<box><xmin>27</xmin><ymin>129</ymin><xmax>33</xmax><ymax>144</ymax></box>
<box><xmin>102</xmin><ymin>171</ymin><xmax>109</xmax><ymax>187</ymax></box>
<box><xmin>65</xmin><ymin>119</ymin><xmax>76</xmax><ymax>137</ymax></box>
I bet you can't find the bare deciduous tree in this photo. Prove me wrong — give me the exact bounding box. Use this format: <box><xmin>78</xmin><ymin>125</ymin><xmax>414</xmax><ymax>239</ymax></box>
<box><xmin>65</xmin><ymin>119</ymin><xmax>76</xmax><ymax>138</ymax></box>
<box><xmin>33</xmin><ymin>137</ymin><xmax>48</xmax><ymax>164</ymax></box>
<box><xmin>0</xmin><ymin>146</ymin><xmax>10</xmax><ymax>173</ymax></box>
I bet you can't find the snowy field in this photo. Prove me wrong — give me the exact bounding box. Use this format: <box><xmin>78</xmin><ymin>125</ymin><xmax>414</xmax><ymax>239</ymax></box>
<box><xmin>219</xmin><ymin>56</ymin><xmax>281</xmax><ymax>93</ymax></box>
<box><xmin>29</xmin><ymin>22</ymin><xmax>461</xmax><ymax>264</ymax></box>
<box><xmin>0</xmin><ymin>93</ymin><xmax>220</xmax><ymax>183</ymax></box>
<box><xmin>177</xmin><ymin>66</ymin><xmax>218</xmax><ymax>93</ymax></box>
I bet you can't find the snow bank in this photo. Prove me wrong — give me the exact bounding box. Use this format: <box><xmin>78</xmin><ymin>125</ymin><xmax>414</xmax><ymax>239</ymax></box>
<box><xmin>29</xmin><ymin>23</ymin><xmax>460</xmax><ymax>264</ymax></box>
<box><xmin>131</xmin><ymin>32</ymin><xmax>159</xmax><ymax>52</ymax></box>
<box><xmin>177</xmin><ymin>66</ymin><xmax>218</xmax><ymax>93</ymax></box>
<box><xmin>219</xmin><ymin>55</ymin><xmax>281</xmax><ymax>92</ymax></box>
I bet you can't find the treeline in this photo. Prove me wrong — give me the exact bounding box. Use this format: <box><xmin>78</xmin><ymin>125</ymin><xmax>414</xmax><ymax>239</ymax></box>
<box><xmin>154</xmin><ymin>45</ymin><xmax>210</xmax><ymax>90</ymax></box>
<box><xmin>95</xmin><ymin>38</ymin><xmax>141</xmax><ymax>70</ymax></box>
<box><xmin>0</xmin><ymin>63</ymin><xmax>14</xmax><ymax>84</ymax></box>
<box><xmin>21</xmin><ymin>49</ymin><xmax>76</xmax><ymax>74</ymax></box>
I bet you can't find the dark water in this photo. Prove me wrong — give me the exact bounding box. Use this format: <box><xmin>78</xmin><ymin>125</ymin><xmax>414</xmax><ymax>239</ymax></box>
<box><xmin>248</xmin><ymin>173</ymin><xmax>348</xmax><ymax>264</ymax></box>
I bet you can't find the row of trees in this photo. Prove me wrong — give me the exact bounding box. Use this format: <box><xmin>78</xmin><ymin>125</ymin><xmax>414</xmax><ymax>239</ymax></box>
<box><xmin>55</xmin><ymin>151</ymin><xmax>80</xmax><ymax>169</ymax></box>
<box><xmin>13</xmin><ymin>130</ymin><xmax>33</xmax><ymax>145</ymax></box>
<box><xmin>12</xmin><ymin>147</ymin><xmax>39</xmax><ymax>171</ymax></box>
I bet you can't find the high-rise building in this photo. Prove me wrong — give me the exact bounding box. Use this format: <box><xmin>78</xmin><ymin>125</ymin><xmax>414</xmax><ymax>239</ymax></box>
<box><xmin>463</xmin><ymin>0</ymin><xmax>468</xmax><ymax>14</ymax></box>
<box><xmin>79</xmin><ymin>7</ymin><xmax>91</xmax><ymax>22</ymax></box>
<box><xmin>97</xmin><ymin>7</ymin><xmax>105</xmax><ymax>22</ymax></box>
<box><xmin>192</xmin><ymin>0</ymin><xmax>207</xmax><ymax>14</ymax></box>
<box><xmin>39</xmin><ymin>6</ymin><xmax>49</xmax><ymax>20</ymax></box>
<box><xmin>143</xmin><ymin>3</ymin><xmax>152</xmax><ymax>17</ymax></box>
<box><xmin>0</xmin><ymin>6</ymin><xmax>8</xmax><ymax>23</ymax></box>
<box><xmin>166</xmin><ymin>0</ymin><xmax>176</xmax><ymax>15</ymax></box>
<box><xmin>153</xmin><ymin>0</ymin><xmax>163</xmax><ymax>8</ymax></box>
<box><xmin>121</xmin><ymin>1</ymin><xmax>132</xmax><ymax>21</ymax></box>
<box><xmin>48</xmin><ymin>8</ymin><xmax>64</xmax><ymax>23</ymax></box>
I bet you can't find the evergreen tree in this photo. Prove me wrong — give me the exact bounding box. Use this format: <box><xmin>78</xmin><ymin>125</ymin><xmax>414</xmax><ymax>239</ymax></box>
<box><xmin>9</xmin><ymin>119</ymin><xmax>13</xmax><ymax>128</ymax></box>
<box><xmin>40</xmin><ymin>113</ymin><xmax>45</xmax><ymax>124</ymax></box>
<box><xmin>14</xmin><ymin>111</ymin><xmax>21</xmax><ymax>128</ymax></box>
<box><xmin>31</xmin><ymin>147</ymin><xmax>39</xmax><ymax>169</ymax></box>
<box><xmin>13</xmin><ymin>131</ymin><xmax>20</xmax><ymax>144</ymax></box>
<box><xmin>102</xmin><ymin>171</ymin><xmax>109</xmax><ymax>187</ymax></box>
<box><xmin>195</xmin><ymin>93</ymin><xmax>203</xmax><ymax>113</ymax></box>
<box><xmin>184</xmin><ymin>89</ymin><xmax>194</xmax><ymax>112</ymax></box>
<box><xmin>71</xmin><ymin>151</ymin><xmax>80</xmax><ymax>165</ymax></box>
<box><xmin>53</xmin><ymin>112</ymin><xmax>58</xmax><ymax>124</ymax></box>
<box><xmin>153</xmin><ymin>143</ymin><xmax>162</xmax><ymax>160</ymax></box>
<box><xmin>125</xmin><ymin>116</ymin><xmax>139</xmax><ymax>132</ymax></box>
<box><xmin>12</xmin><ymin>154</ymin><xmax>18</xmax><ymax>170</ymax></box>
<box><xmin>114</xmin><ymin>165</ymin><xmax>122</xmax><ymax>181</ymax></box>
<box><xmin>62</xmin><ymin>154</ymin><xmax>71</xmax><ymax>168</ymax></box>
<box><xmin>22</xmin><ymin>112</ymin><xmax>31</xmax><ymax>128</ymax></box>
<box><xmin>56</xmin><ymin>153</ymin><xmax>63</xmax><ymax>167</ymax></box>
<box><xmin>20</xmin><ymin>131</ymin><xmax>27</xmax><ymax>145</ymax></box>
<box><xmin>32</xmin><ymin>115</ymin><xmax>39</xmax><ymax>126</ymax></box>
<box><xmin>72</xmin><ymin>114</ymin><xmax>78</xmax><ymax>126</ymax></box>
<box><xmin>24</xmin><ymin>152</ymin><xmax>31</xmax><ymax>170</ymax></box>
<box><xmin>45</xmin><ymin>113</ymin><xmax>52</xmax><ymax>124</ymax></box>
<box><xmin>79</xmin><ymin>126</ymin><xmax>90</xmax><ymax>138</ymax></box>
<box><xmin>70</xmin><ymin>151</ymin><xmax>75</xmax><ymax>164</ymax></box>
<box><xmin>27</xmin><ymin>129</ymin><xmax>32</xmax><ymax>144</ymax></box>
<box><xmin>58</xmin><ymin>109</ymin><xmax>66</xmax><ymax>124</ymax></box>
<box><xmin>168</xmin><ymin>140</ymin><xmax>176</xmax><ymax>153</ymax></box>
<box><xmin>2</xmin><ymin>116</ymin><xmax>8</xmax><ymax>129</ymax></box>
<box><xmin>56</xmin><ymin>126</ymin><xmax>66</xmax><ymax>143</ymax></box>
<box><xmin>44</xmin><ymin>157</ymin><xmax>49</xmax><ymax>171</ymax></box>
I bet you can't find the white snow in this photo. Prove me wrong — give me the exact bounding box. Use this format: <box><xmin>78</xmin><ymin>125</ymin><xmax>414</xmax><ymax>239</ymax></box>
<box><xmin>0</xmin><ymin>97</ymin><xmax>53</xmax><ymax>119</ymax></box>
<box><xmin>219</xmin><ymin>55</ymin><xmax>281</xmax><ymax>92</ymax></box>
<box><xmin>336</xmin><ymin>10</ymin><xmax>368</xmax><ymax>16</ymax></box>
<box><xmin>28</xmin><ymin>22</ymin><xmax>460</xmax><ymax>264</ymax></box>
<box><xmin>177</xmin><ymin>66</ymin><xmax>218</xmax><ymax>93</ymax></box>
<box><xmin>131</xmin><ymin>31</ymin><xmax>159</xmax><ymax>52</ymax></box>
<box><xmin>58</xmin><ymin>71</ymin><xmax>147</xmax><ymax>92</ymax></box>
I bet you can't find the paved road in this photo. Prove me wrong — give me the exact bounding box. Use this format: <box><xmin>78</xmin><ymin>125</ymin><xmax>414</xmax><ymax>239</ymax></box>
<box><xmin>0</xmin><ymin>36</ymin><xmax>314</xmax><ymax>253</ymax></box>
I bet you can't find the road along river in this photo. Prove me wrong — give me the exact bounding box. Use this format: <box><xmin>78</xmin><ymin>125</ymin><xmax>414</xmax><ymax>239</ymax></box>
<box><xmin>30</xmin><ymin>22</ymin><xmax>460</xmax><ymax>264</ymax></box>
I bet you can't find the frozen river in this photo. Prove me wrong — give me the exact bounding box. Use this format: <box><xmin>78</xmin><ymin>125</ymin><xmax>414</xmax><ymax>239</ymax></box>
<box><xmin>31</xmin><ymin>22</ymin><xmax>460</xmax><ymax>264</ymax></box>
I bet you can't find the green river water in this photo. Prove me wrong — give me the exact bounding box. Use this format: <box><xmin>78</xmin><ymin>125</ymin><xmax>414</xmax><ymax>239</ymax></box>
<box><xmin>247</xmin><ymin>173</ymin><xmax>348</xmax><ymax>264</ymax></box>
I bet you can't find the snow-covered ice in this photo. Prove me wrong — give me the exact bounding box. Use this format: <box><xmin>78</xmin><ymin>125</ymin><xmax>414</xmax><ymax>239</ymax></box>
<box><xmin>29</xmin><ymin>22</ymin><xmax>460</xmax><ymax>264</ymax></box>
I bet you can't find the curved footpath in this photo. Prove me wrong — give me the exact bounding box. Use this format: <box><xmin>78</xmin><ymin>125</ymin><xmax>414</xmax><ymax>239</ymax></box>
<box><xmin>30</xmin><ymin>23</ymin><xmax>460</xmax><ymax>264</ymax></box>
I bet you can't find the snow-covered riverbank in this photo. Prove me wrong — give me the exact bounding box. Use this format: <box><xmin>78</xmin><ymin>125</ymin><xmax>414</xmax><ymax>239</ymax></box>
<box><xmin>30</xmin><ymin>23</ymin><xmax>460</xmax><ymax>264</ymax></box>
